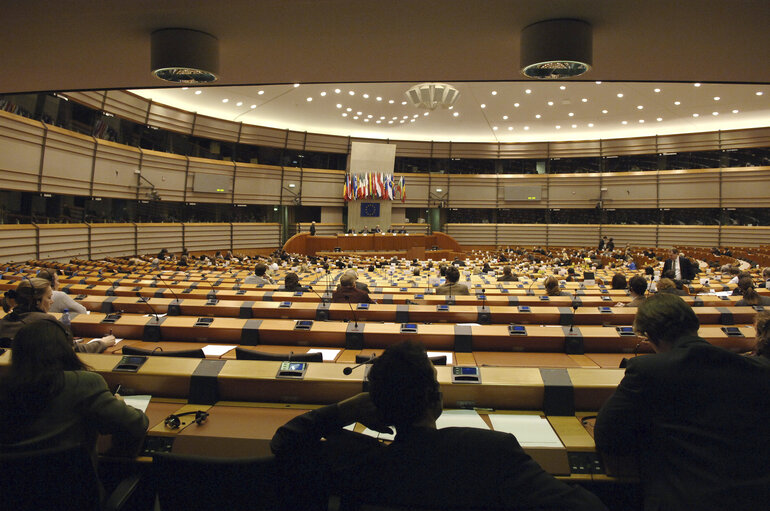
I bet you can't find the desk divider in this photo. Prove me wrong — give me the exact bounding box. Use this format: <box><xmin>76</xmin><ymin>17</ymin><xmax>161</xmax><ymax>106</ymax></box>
<box><xmin>261</xmin><ymin>291</ymin><xmax>274</xmax><ymax>301</ymax></box>
<box><xmin>540</xmin><ymin>368</ymin><xmax>574</xmax><ymax>416</ymax></box>
<box><xmin>189</xmin><ymin>359</ymin><xmax>227</xmax><ymax>405</ymax></box>
<box><xmin>240</xmin><ymin>319</ymin><xmax>262</xmax><ymax>345</ymax></box>
<box><xmin>315</xmin><ymin>302</ymin><xmax>331</xmax><ymax>321</ymax></box>
<box><xmin>558</xmin><ymin>307</ymin><xmax>574</xmax><ymax>327</ymax></box>
<box><xmin>143</xmin><ymin>316</ymin><xmax>166</xmax><ymax>342</ymax></box>
<box><xmin>395</xmin><ymin>304</ymin><xmax>409</xmax><ymax>323</ymax></box>
<box><xmin>717</xmin><ymin>307</ymin><xmax>734</xmax><ymax>325</ymax></box>
<box><xmin>239</xmin><ymin>301</ymin><xmax>255</xmax><ymax>319</ymax></box>
<box><xmin>562</xmin><ymin>326</ymin><xmax>584</xmax><ymax>355</ymax></box>
<box><xmin>507</xmin><ymin>295</ymin><xmax>519</xmax><ymax>306</ymax></box>
<box><xmin>345</xmin><ymin>322</ymin><xmax>365</xmax><ymax>349</ymax></box>
<box><xmin>454</xmin><ymin>324</ymin><xmax>473</xmax><ymax>352</ymax></box>
<box><xmin>100</xmin><ymin>295</ymin><xmax>117</xmax><ymax>313</ymax></box>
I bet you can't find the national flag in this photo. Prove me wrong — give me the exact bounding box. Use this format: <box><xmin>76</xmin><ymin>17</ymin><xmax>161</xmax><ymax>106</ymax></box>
<box><xmin>343</xmin><ymin>174</ymin><xmax>348</xmax><ymax>201</ymax></box>
<box><xmin>399</xmin><ymin>176</ymin><xmax>406</xmax><ymax>202</ymax></box>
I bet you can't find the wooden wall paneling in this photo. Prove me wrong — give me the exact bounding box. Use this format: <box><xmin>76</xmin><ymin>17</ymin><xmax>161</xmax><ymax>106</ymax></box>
<box><xmin>394</xmin><ymin>223</ymin><xmax>431</xmax><ymax>234</ymax></box>
<box><xmin>191</xmin><ymin>113</ymin><xmax>240</xmax><ymax>142</ymax></box>
<box><xmin>720</xmin><ymin>226</ymin><xmax>770</xmax><ymax>247</ymax></box>
<box><xmin>299</xmin><ymin>168</ymin><xmax>345</xmax><ymax>206</ymax></box>
<box><xmin>63</xmin><ymin>91</ymin><xmax>106</xmax><ymax>111</ymax></box>
<box><xmin>546</xmin><ymin>173</ymin><xmax>601</xmax><ymax>208</ymax></box>
<box><xmin>303</xmin><ymin>133</ymin><xmax>348</xmax><ymax>154</ymax></box>
<box><xmin>548</xmin><ymin>140</ymin><xmax>602</xmax><ymax>158</ymax></box>
<box><xmin>431</xmin><ymin>142</ymin><xmax>451</xmax><ymax>160</ymax></box>
<box><xmin>657</xmin><ymin>131</ymin><xmax>720</xmax><ymax>154</ymax></box>
<box><xmin>657</xmin><ymin>225</ymin><xmax>720</xmax><ymax>248</ymax></box>
<box><xmin>0</xmin><ymin>225</ymin><xmax>38</xmax><ymax>262</ymax></box>
<box><xmin>450</xmin><ymin>142</ymin><xmax>499</xmax><ymax>159</ymax></box>
<box><xmin>396</xmin><ymin>172</ymin><xmax>432</xmax><ymax>207</ymax></box>
<box><xmin>548</xmin><ymin>224</ymin><xmax>600</xmax><ymax>246</ymax></box>
<box><xmin>447</xmin><ymin>174</ymin><xmax>498</xmax><ymax>208</ymax></box>
<box><xmin>136</xmin><ymin>223</ymin><xmax>183</xmax><ymax>256</ymax></box>
<box><xmin>719</xmin><ymin>166</ymin><xmax>770</xmax><ymax>208</ymax></box>
<box><xmin>40</xmin><ymin>126</ymin><xmax>95</xmax><ymax>196</ymax></box>
<box><xmin>658</xmin><ymin>169</ymin><xmax>720</xmax><ymax>208</ymax></box>
<box><xmin>297</xmin><ymin>223</ymin><xmax>345</xmax><ymax>236</ymax></box>
<box><xmin>446</xmin><ymin>223</ymin><xmax>497</xmax><ymax>246</ymax></box>
<box><xmin>496</xmin><ymin>224</ymin><xmax>549</xmax><ymax>246</ymax></box>
<box><xmin>497</xmin><ymin>174</ymin><xmax>548</xmax><ymax>209</ymax></box>
<box><xmin>498</xmin><ymin>142</ymin><xmax>549</xmax><ymax>159</ymax></box>
<box><xmin>184</xmin><ymin>223</ymin><xmax>232</xmax><ymax>252</ymax></box>
<box><xmin>238</xmin><ymin>125</ymin><xmax>289</xmax><ymax>150</ymax></box>
<box><xmin>719</xmin><ymin>127</ymin><xmax>770</xmax><ymax>150</ymax></box>
<box><xmin>232</xmin><ymin>223</ymin><xmax>282</xmax><ymax>250</ymax></box>
<box><xmin>36</xmin><ymin>223</ymin><xmax>90</xmax><ymax>261</ymax></box>
<box><xmin>282</xmin><ymin>167</ymin><xmax>302</xmax><ymax>206</ymax></box>
<box><xmin>0</xmin><ymin>111</ymin><xmax>46</xmax><ymax>192</ymax></box>
<box><xmin>600</xmin><ymin>136</ymin><xmax>657</xmax><ymax>156</ymax></box>
<box><xmin>600</xmin><ymin>225</ymin><xmax>658</xmax><ymax>248</ymax></box>
<box><xmin>103</xmin><ymin>91</ymin><xmax>151</xmax><ymax>125</ymax></box>
<box><xmin>91</xmin><ymin>140</ymin><xmax>142</xmax><ymax>199</ymax></box>
<box><xmin>89</xmin><ymin>223</ymin><xmax>137</xmax><ymax>258</ymax></box>
<box><xmin>139</xmin><ymin>150</ymin><xmax>188</xmax><ymax>203</ymax></box>
<box><xmin>285</xmin><ymin>131</ymin><xmax>307</xmax><ymax>151</ymax></box>
<box><xmin>392</xmin><ymin>139</ymin><xmax>432</xmax><ymax>159</ymax></box>
<box><xmin>600</xmin><ymin>171</ymin><xmax>659</xmax><ymax>208</ymax></box>
<box><xmin>232</xmin><ymin>163</ymin><xmax>283</xmax><ymax>204</ymax></box>
<box><xmin>186</xmin><ymin>157</ymin><xmax>235</xmax><ymax>204</ymax></box>
<box><xmin>147</xmin><ymin>102</ymin><xmax>195</xmax><ymax>135</ymax></box>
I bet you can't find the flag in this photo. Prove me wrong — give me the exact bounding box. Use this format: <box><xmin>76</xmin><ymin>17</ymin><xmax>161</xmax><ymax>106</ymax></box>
<box><xmin>400</xmin><ymin>176</ymin><xmax>406</xmax><ymax>202</ymax></box>
<box><xmin>343</xmin><ymin>174</ymin><xmax>349</xmax><ymax>201</ymax></box>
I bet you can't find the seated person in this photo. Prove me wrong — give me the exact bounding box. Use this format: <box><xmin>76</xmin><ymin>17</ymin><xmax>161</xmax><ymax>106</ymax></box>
<box><xmin>335</xmin><ymin>269</ymin><xmax>370</xmax><ymax>293</ymax></box>
<box><xmin>0</xmin><ymin>279</ymin><xmax>114</xmax><ymax>352</ymax></box>
<box><xmin>753</xmin><ymin>311</ymin><xmax>770</xmax><ymax>359</ymax></box>
<box><xmin>332</xmin><ymin>274</ymin><xmax>374</xmax><ymax>304</ymax></box>
<box><xmin>621</xmin><ymin>275</ymin><xmax>648</xmax><ymax>307</ymax></box>
<box><xmin>656</xmin><ymin>277</ymin><xmax>687</xmax><ymax>296</ymax></box>
<box><xmin>595</xmin><ymin>294</ymin><xmax>770</xmax><ymax>511</ymax></box>
<box><xmin>610</xmin><ymin>273</ymin><xmax>627</xmax><ymax>290</ymax></box>
<box><xmin>735</xmin><ymin>276</ymin><xmax>770</xmax><ymax>306</ymax></box>
<box><xmin>759</xmin><ymin>267</ymin><xmax>770</xmax><ymax>288</ymax></box>
<box><xmin>281</xmin><ymin>272</ymin><xmax>306</xmax><ymax>292</ymax></box>
<box><xmin>435</xmin><ymin>266</ymin><xmax>470</xmax><ymax>296</ymax></box>
<box><xmin>544</xmin><ymin>275</ymin><xmax>569</xmax><ymax>296</ymax></box>
<box><xmin>497</xmin><ymin>265</ymin><xmax>518</xmax><ymax>282</ymax></box>
<box><xmin>243</xmin><ymin>263</ymin><xmax>275</xmax><ymax>286</ymax></box>
<box><xmin>0</xmin><ymin>320</ymin><xmax>149</xmax><ymax>463</ymax></box>
<box><xmin>36</xmin><ymin>268</ymin><xmax>87</xmax><ymax>314</ymax></box>
<box><xmin>271</xmin><ymin>340</ymin><xmax>607</xmax><ymax>511</ymax></box>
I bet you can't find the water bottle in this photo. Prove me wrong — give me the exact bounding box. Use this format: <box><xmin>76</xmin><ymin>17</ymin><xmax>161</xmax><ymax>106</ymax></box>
<box><xmin>61</xmin><ymin>309</ymin><xmax>71</xmax><ymax>330</ymax></box>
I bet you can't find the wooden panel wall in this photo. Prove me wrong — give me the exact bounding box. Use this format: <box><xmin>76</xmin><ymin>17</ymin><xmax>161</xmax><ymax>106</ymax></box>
<box><xmin>90</xmin><ymin>224</ymin><xmax>136</xmax><ymax>259</ymax></box>
<box><xmin>0</xmin><ymin>225</ymin><xmax>37</xmax><ymax>261</ymax></box>
<box><xmin>37</xmin><ymin>224</ymin><xmax>89</xmax><ymax>261</ymax></box>
<box><xmin>136</xmin><ymin>223</ymin><xmax>184</xmax><ymax>257</ymax></box>
<box><xmin>40</xmin><ymin>126</ymin><xmax>94</xmax><ymax>196</ymax></box>
<box><xmin>0</xmin><ymin>111</ymin><xmax>45</xmax><ymax>192</ymax></box>
<box><xmin>233</xmin><ymin>164</ymin><xmax>282</xmax><ymax>205</ymax></box>
<box><xmin>232</xmin><ymin>223</ymin><xmax>281</xmax><ymax>250</ymax></box>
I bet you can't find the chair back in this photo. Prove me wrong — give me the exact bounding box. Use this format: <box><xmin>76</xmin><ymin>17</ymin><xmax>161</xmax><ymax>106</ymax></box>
<box><xmin>122</xmin><ymin>345</ymin><xmax>205</xmax><ymax>358</ymax></box>
<box><xmin>235</xmin><ymin>347</ymin><xmax>323</xmax><ymax>362</ymax></box>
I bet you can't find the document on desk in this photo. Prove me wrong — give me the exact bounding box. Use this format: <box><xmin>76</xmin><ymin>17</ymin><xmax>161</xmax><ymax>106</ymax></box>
<box><xmin>361</xmin><ymin>427</ymin><xmax>396</xmax><ymax>442</ymax></box>
<box><xmin>123</xmin><ymin>395</ymin><xmax>151</xmax><ymax>413</ymax></box>
<box><xmin>436</xmin><ymin>410</ymin><xmax>489</xmax><ymax>430</ymax></box>
<box><xmin>201</xmin><ymin>345</ymin><xmax>237</xmax><ymax>357</ymax></box>
<box><xmin>426</xmin><ymin>351</ymin><xmax>453</xmax><ymax>364</ymax></box>
<box><xmin>307</xmin><ymin>348</ymin><xmax>342</xmax><ymax>361</ymax></box>
<box><xmin>488</xmin><ymin>414</ymin><xmax>563</xmax><ymax>447</ymax></box>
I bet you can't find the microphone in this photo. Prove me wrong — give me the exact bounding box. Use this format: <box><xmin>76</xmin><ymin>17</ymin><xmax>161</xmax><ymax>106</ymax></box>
<box><xmin>307</xmin><ymin>285</ymin><xmax>328</xmax><ymax>305</ymax></box>
<box><xmin>479</xmin><ymin>288</ymin><xmax>487</xmax><ymax>310</ymax></box>
<box><xmin>196</xmin><ymin>276</ymin><xmax>219</xmax><ymax>302</ymax></box>
<box><xmin>155</xmin><ymin>272</ymin><xmax>183</xmax><ymax>303</ymax></box>
<box><xmin>343</xmin><ymin>353</ymin><xmax>376</xmax><ymax>375</ymax></box>
<box><xmin>346</xmin><ymin>296</ymin><xmax>359</xmax><ymax>328</ymax></box>
<box><xmin>98</xmin><ymin>271</ymin><xmax>122</xmax><ymax>296</ymax></box>
<box><xmin>527</xmin><ymin>279</ymin><xmax>537</xmax><ymax>296</ymax></box>
<box><xmin>136</xmin><ymin>292</ymin><xmax>161</xmax><ymax>323</ymax></box>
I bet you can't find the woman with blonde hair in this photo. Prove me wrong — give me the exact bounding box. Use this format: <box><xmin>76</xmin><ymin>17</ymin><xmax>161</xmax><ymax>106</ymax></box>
<box><xmin>753</xmin><ymin>311</ymin><xmax>770</xmax><ymax>359</ymax></box>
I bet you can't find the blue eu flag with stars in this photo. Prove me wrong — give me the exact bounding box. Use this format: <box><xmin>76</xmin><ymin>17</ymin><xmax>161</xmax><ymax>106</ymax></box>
<box><xmin>361</xmin><ymin>202</ymin><xmax>380</xmax><ymax>217</ymax></box>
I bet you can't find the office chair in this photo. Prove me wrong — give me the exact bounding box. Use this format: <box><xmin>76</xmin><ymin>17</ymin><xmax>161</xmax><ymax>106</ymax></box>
<box><xmin>122</xmin><ymin>345</ymin><xmax>205</xmax><ymax>359</ymax></box>
<box><xmin>235</xmin><ymin>347</ymin><xmax>323</xmax><ymax>362</ymax></box>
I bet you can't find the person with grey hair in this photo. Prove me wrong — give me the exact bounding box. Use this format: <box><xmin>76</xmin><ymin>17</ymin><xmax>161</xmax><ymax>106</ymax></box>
<box><xmin>331</xmin><ymin>273</ymin><xmax>373</xmax><ymax>304</ymax></box>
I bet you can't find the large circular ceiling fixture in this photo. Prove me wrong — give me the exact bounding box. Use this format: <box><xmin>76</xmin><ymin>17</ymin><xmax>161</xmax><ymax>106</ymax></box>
<box><xmin>520</xmin><ymin>19</ymin><xmax>592</xmax><ymax>79</ymax></box>
<box><xmin>405</xmin><ymin>83</ymin><xmax>460</xmax><ymax>110</ymax></box>
<box><xmin>151</xmin><ymin>28</ymin><xmax>219</xmax><ymax>83</ymax></box>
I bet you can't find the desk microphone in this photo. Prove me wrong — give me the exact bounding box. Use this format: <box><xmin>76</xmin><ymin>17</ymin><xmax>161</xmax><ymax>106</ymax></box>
<box><xmin>479</xmin><ymin>288</ymin><xmax>487</xmax><ymax>310</ymax></box>
<box><xmin>569</xmin><ymin>291</ymin><xmax>580</xmax><ymax>334</ymax></box>
<box><xmin>307</xmin><ymin>285</ymin><xmax>328</xmax><ymax>305</ymax></box>
<box><xmin>347</xmin><ymin>296</ymin><xmax>359</xmax><ymax>328</ymax></box>
<box><xmin>155</xmin><ymin>272</ymin><xmax>183</xmax><ymax>303</ymax></box>
<box><xmin>136</xmin><ymin>292</ymin><xmax>161</xmax><ymax>323</ymax></box>
<box><xmin>527</xmin><ymin>279</ymin><xmax>537</xmax><ymax>296</ymax></box>
<box><xmin>197</xmin><ymin>276</ymin><xmax>219</xmax><ymax>302</ymax></box>
<box><xmin>98</xmin><ymin>271</ymin><xmax>122</xmax><ymax>295</ymax></box>
<box><xmin>343</xmin><ymin>353</ymin><xmax>376</xmax><ymax>375</ymax></box>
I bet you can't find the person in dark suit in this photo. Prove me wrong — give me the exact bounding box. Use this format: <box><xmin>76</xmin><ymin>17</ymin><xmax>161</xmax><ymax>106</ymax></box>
<box><xmin>594</xmin><ymin>294</ymin><xmax>770</xmax><ymax>511</ymax></box>
<box><xmin>332</xmin><ymin>274</ymin><xmax>373</xmax><ymax>304</ymax></box>
<box><xmin>662</xmin><ymin>248</ymin><xmax>695</xmax><ymax>281</ymax></box>
<box><xmin>309</xmin><ymin>221</ymin><xmax>316</xmax><ymax>236</ymax></box>
<box><xmin>271</xmin><ymin>341</ymin><xmax>607</xmax><ymax>511</ymax></box>
<box><xmin>497</xmin><ymin>265</ymin><xmax>518</xmax><ymax>282</ymax></box>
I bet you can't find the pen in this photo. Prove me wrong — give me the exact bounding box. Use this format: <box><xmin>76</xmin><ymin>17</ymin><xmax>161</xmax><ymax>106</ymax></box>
<box><xmin>114</xmin><ymin>384</ymin><xmax>122</xmax><ymax>396</ymax></box>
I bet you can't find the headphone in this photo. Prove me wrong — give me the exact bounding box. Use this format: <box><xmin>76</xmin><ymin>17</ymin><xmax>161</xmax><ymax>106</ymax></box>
<box><xmin>164</xmin><ymin>410</ymin><xmax>209</xmax><ymax>430</ymax></box>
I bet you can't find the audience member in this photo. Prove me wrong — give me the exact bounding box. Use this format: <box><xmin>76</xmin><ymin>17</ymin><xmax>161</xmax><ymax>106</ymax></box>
<box><xmin>662</xmin><ymin>248</ymin><xmax>695</xmax><ymax>281</ymax></box>
<box><xmin>753</xmin><ymin>311</ymin><xmax>770</xmax><ymax>359</ymax></box>
<box><xmin>594</xmin><ymin>294</ymin><xmax>770</xmax><ymax>511</ymax></box>
<box><xmin>735</xmin><ymin>276</ymin><xmax>770</xmax><ymax>306</ymax></box>
<box><xmin>332</xmin><ymin>274</ymin><xmax>374</xmax><ymax>304</ymax></box>
<box><xmin>610</xmin><ymin>273</ymin><xmax>627</xmax><ymax>290</ymax></box>
<box><xmin>623</xmin><ymin>275</ymin><xmax>648</xmax><ymax>307</ymax></box>
<box><xmin>435</xmin><ymin>266</ymin><xmax>470</xmax><ymax>296</ymax></box>
<box><xmin>656</xmin><ymin>277</ymin><xmax>686</xmax><ymax>296</ymax></box>
<box><xmin>281</xmin><ymin>272</ymin><xmax>306</xmax><ymax>292</ymax></box>
<box><xmin>497</xmin><ymin>265</ymin><xmax>518</xmax><ymax>282</ymax></box>
<box><xmin>271</xmin><ymin>340</ymin><xmax>608</xmax><ymax>510</ymax></box>
<box><xmin>544</xmin><ymin>275</ymin><xmax>568</xmax><ymax>296</ymax></box>
<box><xmin>36</xmin><ymin>268</ymin><xmax>87</xmax><ymax>314</ymax></box>
<box><xmin>244</xmin><ymin>263</ymin><xmax>275</xmax><ymax>285</ymax></box>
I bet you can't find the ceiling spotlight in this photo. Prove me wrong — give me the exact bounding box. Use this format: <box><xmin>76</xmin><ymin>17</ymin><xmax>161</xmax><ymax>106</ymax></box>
<box><xmin>222</xmin><ymin>98</ymin><xmax>228</xmax><ymax>103</ymax></box>
<box><xmin>757</xmin><ymin>91</ymin><xmax>764</xmax><ymax>96</ymax></box>
<box><xmin>601</xmin><ymin>109</ymin><xmax>608</xmax><ymax>114</ymax></box>
<box><xmin>363</xmin><ymin>94</ymin><xmax>369</xmax><ymax>98</ymax></box>
<box><xmin>236</xmin><ymin>101</ymin><xmax>242</xmax><ymax>106</ymax></box>
<box><xmin>656</xmin><ymin>117</ymin><xmax>662</xmax><ymax>121</ymax></box>
<box><xmin>306</xmin><ymin>97</ymin><xmax>312</xmax><ymax>102</ymax></box>
<box><xmin>453</xmin><ymin>112</ymin><xmax>459</xmax><ymax>117</ymax></box>
<box><xmin>560</xmin><ymin>85</ymin><xmax>566</xmax><ymax>90</ymax></box>
<box><xmin>405</xmin><ymin>83</ymin><xmax>460</xmax><ymax>110</ymax></box>
<box><xmin>250</xmin><ymin>104</ymin><xmax>256</xmax><ymax>109</ymax></box>
<box><xmin>581</xmin><ymin>98</ymin><xmax>587</xmax><ymax>102</ymax></box>
<box><xmin>621</xmin><ymin>121</ymin><xmax>628</xmax><ymax>125</ymax></box>
<box><xmin>547</xmin><ymin>101</ymin><xmax>554</xmax><ymax>106</ymax></box>
<box><xmin>336</xmin><ymin>104</ymin><xmax>342</xmax><ymax>108</ymax></box>
<box><xmin>525</xmin><ymin>89</ymin><xmax>532</xmax><ymax>94</ymax></box>
<box><xmin>617</xmin><ymin>93</ymin><xmax>624</xmax><ymax>98</ymax></box>
<box><xmin>503</xmin><ymin>115</ymin><xmax>509</xmax><ymax>120</ymax></box>
<box><xmin>588</xmin><ymin>123</ymin><xmax>594</xmax><ymax>127</ymax></box>
<box><xmin>348</xmin><ymin>91</ymin><xmax>355</xmax><ymax>95</ymax></box>
<box><xmin>320</xmin><ymin>91</ymin><xmax>326</xmax><ymax>96</ymax></box>
<box><xmin>258</xmin><ymin>90</ymin><xmax>264</xmax><ymax>95</ymax></box>
<box><xmin>637</xmin><ymin>105</ymin><xmax>643</xmax><ymax>109</ymax></box>
<box><xmin>520</xmin><ymin>19</ymin><xmax>592</xmax><ymax>79</ymax></box>
<box><xmin>654</xmin><ymin>88</ymin><xmax>661</xmax><ymax>92</ymax></box>
<box><xmin>674</xmin><ymin>101</ymin><xmax>681</xmax><ymax>105</ymax></box>
<box><xmin>732</xmin><ymin>109</ymin><xmax>739</xmax><ymax>113</ymax></box>
<box><xmin>194</xmin><ymin>90</ymin><xmax>202</xmax><ymax>95</ymax></box>
<box><xmin>713</xmin><ymin>96</ymin><xmax>720</xmax><ymax>101</ymax></box>
<box><xmin>335</xmin><ymin>89</ymin><xmax>341</xmax><ymax>93</ymax></box>
<box><xmin>151</xmin><ymin>28</ymin><xmax>219</xmax><ymax>83</ymax></box>
<box><xmin>294</xmin><ymin>83</ymin><xmax>300</xmax><ymax>88</ymax></box>
<box><xmin>694</xmin><ymin>83</ymin><xmax>701</xmax><ymax>87</ymax></box>
<box><xmin>514</xmin><ymin>103</ymin><xmax>520</xmax><ymax>107</ymax></box>
<box><xmin>535</xmin><ymin>114</ymin><xmax>541</xmax><ymax>118</ymax></box>
<box><xmin>693</xmin><ymin>113</ymin><xmax>699</xmax><ymax>117</ymax></box>
<box><xmin>491</xmin><ymin>91</ymin><xmax>498</xmax><ymax>95</ymax></box>
<box><xmin>480</xmin><ymin>104</ymin><xmax>486</xmax><ymax>108</ymax></box>
<box><xmin>595</xmin><ymin>81</ymin><xmax>601</xmax><ymax>84</ymax></box>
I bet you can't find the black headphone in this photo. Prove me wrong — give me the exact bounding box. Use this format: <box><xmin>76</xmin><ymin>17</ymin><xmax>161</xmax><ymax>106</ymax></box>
<box><xmin>164</xmin><ymin>410</ymin><xmax>209</xmax><ymax>429</ymax></box>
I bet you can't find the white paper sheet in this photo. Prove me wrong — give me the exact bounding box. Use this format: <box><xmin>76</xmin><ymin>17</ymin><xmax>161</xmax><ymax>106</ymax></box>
<box><xmin>488</xmin><ymin>414</ymin><xmax>563</xmax><ymax>447</ymax></box>
<box><xmin>307</xmin><ymin>348</ymin><xmax>341</xmax><ymax>361</ymax></box>
<box><xmin>362</xmin><ymin>427</ymin><xmax>396</xmax><ymax>441</ymax></box>
<box><xmin>201</xmin><ymin>345</ymin><xmax>237</xmax><ymax>357</ymax></box>
<box><xmin>123</xmin><ymin>395</ymin><xmax>151</xmax><ymax>413</ymax></box>
<box><xmin>436</xmin><ymin>409</ymin><xmax>489</xmax><ymax>430</ymax></box>
<box><xmin>426</xmin><ymin>351</ymin><xmax>453</xmax><ymax>364</ymax></box>
<box><xmin>89</xmin><ymin>337</ymin><xmax>123</xmax><ymax>346</ymax></box>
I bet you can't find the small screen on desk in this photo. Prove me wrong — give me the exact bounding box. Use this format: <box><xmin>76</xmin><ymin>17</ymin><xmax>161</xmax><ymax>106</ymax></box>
<box><xmin>403</xmin><ymin>323</ymin><xmax>417</xmax><ymax>330</ymax></box>
<box><xmin>460</xmin><ymin>367</ymin><xmax>478</xmax><ymax>375</ymax></box>
<box><xmin>288</xmin><ymin>362</ymin><xmax>306</xmax><ymax>371</ymax></box>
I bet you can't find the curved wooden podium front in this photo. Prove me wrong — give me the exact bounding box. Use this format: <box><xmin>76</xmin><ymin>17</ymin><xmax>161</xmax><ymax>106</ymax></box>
<box><xmin>283</xmin><ymin>232</ymin><xmax>463</xmax><ymax>260</ymax></box>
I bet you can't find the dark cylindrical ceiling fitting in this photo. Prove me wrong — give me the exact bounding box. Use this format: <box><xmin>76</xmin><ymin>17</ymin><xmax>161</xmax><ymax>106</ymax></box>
<box><xmin>520</xmin><ymin>19</ymin><xmax>592</xmax><ymax>79</ymax></box>
<box><xmin>151</xmin><ymin>28</ymin><xmax>219</xmax><ymax>83</ymax></box>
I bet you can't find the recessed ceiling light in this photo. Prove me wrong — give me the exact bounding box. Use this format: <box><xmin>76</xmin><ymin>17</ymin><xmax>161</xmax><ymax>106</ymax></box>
<box><xmin>560</xmin><ymin>85</ymin><xmax>566</xmax><ymax>90</ymax></box>
<box><xmin>194</xmin><ymin>90</ymin><xmax>202</xmax><ymax>94</ymax></box>
<box><xmin>336</xmin><ymin>104</ymin><xmax>342</xmax><ymax>108</ymax></box>
<box><xmin>581</xmin><ymin>98</ymin><xmax>588</xmax><ymax>102</ymax></box>
<box><xmin>621</xmin><ymin>121</ymin><xmax>628</xmax><ymax>125</ymax></box>
<box><xmin>508</xmin><ymin>126</ymin><xmax>513</xmax><ymax>131</ymax></box>
<box><xmin>181</xmin><ymin>87</ymin><xmax>188</xmax><ymax>90</ymax></box>
<box><xmin>401</xmin><ymin>101</ymin><xmax>407</xmax><ymax>105</ymax></box>
<box><xmin>637</xmin><ymin>105</ymin><xmax>643</xmax><ymax>110</ymax></box>
<box><xmin>713</xmin><ymin>97</ymin><xmax>720</xmax><ymax>101</ymax></box>
<box><xmin>601</xmin><ymin>109</ymin><xmax>608</xmax><ymax>114</ymax></box>
<box><xmin>568</xmin><ymin>112</ymin><xmax>574</xmax><ymax>117</ymax></box>
<box><xmin>357</xmin><ymin>111</ymin><xmax>362</xmax><ymax>115</ymax></box>
<box><xmin>388</xmin><ymin>120</ymin><xmax>393</xmax><ymax>124</ymax></box>
<box><xmin>376</xmin><ymin>97</ymin><xmax>382</xmax><ymax>101</ymax></box>
<box><xmin>258</xmin><ymin>90</ymin><xmax>264</xmax><ymax>95</ymax></box>
<box><xmin>480</xmin><ymin>104</ymin><xmax>486</xmax><ymax>108</ymax></box>
<box><xmin>514</xmin><ymin>103</ymin><xmax>520</xmax><ymax>107</ymax></box>
<box><xmin>413</xmin><ymin>114</ymin><xmax>418</xmax><ymax>118</ymax></box>
<box><xmin>376</xmin><ymin>120</ymin><xmax>381</xmax><ymax>124</ymax></box>
<box><xmin>595</xmin><ymin>81</ymin><xmax>601</xmax><ymax>84</ymax></box>
<box><xmin>524</xmin><ymin>126</ymin><xmax>530</xmax><ymax>130</ymax></box>
<box><xmin>525</xmin><ymin>89</ymin><xmax>532</xmax><ymax>94</ymax></box>
<box><xmin>674</xmin><ymin>101</ymin><xmax>681</xmax><ymax>105</ymax></box>
<box><xmin>410</xmin><ymin>119</ymin><xmax>415</xmax><ymax>122</ymax></box>
<box><xmin>654</xmin><ymin>88</ymin><xmax>661</xmax><ymax>92</ymax></box>
<box><xmin>639</xmin><ymin>119</ymin><xmax>644</xmax><ymax>123</ymax></box>
<box><xmin>712</xmin><ymin>112</ymin><xmax>719</xmax><ymax>116</ymax></box>
<box><xmin>453</xmin><ymin>112</ymin><xmax>459</xmax><ymax>117</ymax></box>
<box><xmin>555</xmin><ymin>125</ymin><xmax>561</xmax><ymax>129</ymax></box>
<box><xmin>368</xmin><ymin>114</ymin><xmax>373</xmax><ymax>118</ymax></box>
<box><xmin>364</xmin><ymin>119</ymin><xmax>370</xmax><ymax>122</ymax></box>
<box><xmin>306</xmin><ymin>97</ymin><xmax>312</xmax><ymax>102</ymax></box>
<box><xmin>501</xmin><ymin>115</ymin><xmax>508</xmax><ymax>120</ymax></box>
<box><xmin>491</xmin><ymin>91</ymin><xmax>498</xmax><ymax>95</ymax></box>
<box><xmin>492</xmin><ymin>126</ymin><xmax>498</xmax><ymax>130</ymax></box>
<box><xmin>222</xmin><ymin>98</ymin><xmax>228</xmax><ymax>103</ymax></box>
<box><xmin>535</xmin><ymin>114</ymin><xmax>541</xmax><ymax>119</ymax></box>
<box><xmin>236</xmin><ymin>101</ymin><xmax>243</xmax><ymax>106</ymax></box>
<box><xmin>400</xmin><ymin>120</ymin><xmax>405</xmax><ymax>123</ymax></box>
<box><xmin>571</xmin><ymin>124</ymin><xmax>577</xmax><ymax>128</ymax></box>
<box><xmin>363</xmin><ymin>93</ymin><xmax>369</xmax><ymax>99</ymax></box>
<box><xmin>380</xmin><ymin>116</ymin><xmax>385</xmax><ymax>120</ymax></box>
<box><xmin>693</xmin><ymin>113</ymin><xmax>699</xmax><ymax>117</ymax></box>
<box><xmin>732</xmin><ymin>109</ymin><xmax>739</xmax><ymax>113</ymax></box>
<box><xmin>353</xmin><ymin>116</ymin><xmax>359</xmax><ymax>120</ymax></box>
<box><xmin>320</xmin><ymin>91</ymin><xmax>327</xmax><ymax>96</ymax></box>
<box><xmin>349</xmin><ymin>91</ymin><xmax>356</xmax><ymax>96</ymax></box>
<box><xmin>402</xmin><ymin>115</ymin><xmax>408</xmax><ymax>119</ymax></box>
<box><xmin>391</xmin><ymin>116</ymin><xmax>397</xmax><ymax>120</ymax></box>
<box><xmin>424</xmin><ymin>112</ymin><xmax>429</xmax><ymax>116</ymax></box>
<box><xmin>693</xmin><ymin>83</ymin><xmax>701</xmax><ymax>87</ymax></box>
<box><xmin>388</xmin><ymin>99</ymin><xmax>394</xmax><ymax>104</ymax></box>
<box><xmin>757</xmin><ymin>91</ymin><xmax>764</xmax><ymax>96</ymax></box>
<box><xmin>250</xmin><ymin>104</ymin><xmax>256</xmax><ymax>109</ymax></box>
<box><xmin>588</xmin><ymin>123</ymin><xmax>594</xmax><ymax>127</ymax></box>
<box><xmin>334</xmin><ymin>89</ymin><xmax>341</xmax><ymax>93</ymax></box>
<box><xmin>547</xmin><ymin>101</ymin><xmax>554</xmax><ymax>106</ymax></box>
<box><xmin>346</xmin><ymin>107</ymin><xmax>352</xmax><ymax>112</ymax></box>
<box><xmin>617</xmin><ymin>93</ymin><xmax>624</xmax><ymax>98</ymax></box>
<box><xmin>657</xmin><ymin>117</ymin><xmax>663</xmax><ymax>121</ymax></box>
<box><xmin>448</xmin><ymin>106</ymin><xmax>454</xmax><ymax>110</ymax></box>
<box><xmin>342</xmin><ymin>113</ymin><xmax>348</xmax><ymax>117</ymax></box>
